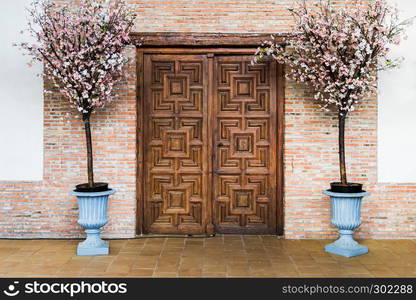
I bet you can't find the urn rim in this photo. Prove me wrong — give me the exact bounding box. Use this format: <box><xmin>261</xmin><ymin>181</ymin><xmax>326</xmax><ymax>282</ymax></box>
<box><xmin>71</xmin><ymin>189</ymin><xmax>116</xmax><ymax>197</ymax></box>
<box><xmin>323</xmin><ymin>189</ymin><xmax>370</xmax><ymax>198</ymax></box>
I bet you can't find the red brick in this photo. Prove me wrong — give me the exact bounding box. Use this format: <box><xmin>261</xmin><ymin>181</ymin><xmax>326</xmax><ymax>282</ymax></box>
<box><xmin>0</xmin><ymin>0</ymin><xmax>414</xmax><ymax>239</ymax></box>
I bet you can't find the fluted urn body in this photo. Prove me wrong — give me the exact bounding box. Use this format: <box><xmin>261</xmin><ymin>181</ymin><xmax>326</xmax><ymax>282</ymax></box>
<box><xmin>71</xmin><ymin>189</ymin><xmax>115</xmax><ymax>256</ymax></box>
<box><xmin>324</xmin><ymin>190</ymin><xmax>369</xmax><ymax>257</ymax></box>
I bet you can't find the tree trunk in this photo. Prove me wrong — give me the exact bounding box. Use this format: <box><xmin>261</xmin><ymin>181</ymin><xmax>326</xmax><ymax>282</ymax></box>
<box><xmin>83</xmin><ymin>113</ymin><xmax>94</xmax><ymax>187</ymax></box>
<box><xmin>338</xmin><ymin>112</ymin><xmax>347</xmax><ymax>185</ymax></box>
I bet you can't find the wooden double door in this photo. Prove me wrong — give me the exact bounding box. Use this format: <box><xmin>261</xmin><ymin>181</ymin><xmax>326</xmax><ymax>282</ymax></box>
<box><xmin>139</xmin><ymin>51</ymin><xmax>282</xmax><ymax>235</ymax></box>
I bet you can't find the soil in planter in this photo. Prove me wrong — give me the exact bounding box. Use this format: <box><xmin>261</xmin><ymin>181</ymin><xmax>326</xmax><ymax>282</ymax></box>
<box><xmin>330</xmin><ymin>182</ymin><xmax>363</xmax><ymax>193</ymax></box>
<box><xmin>75</xmin><ymin>182</ymin><xmax>109</xmax><ymax>193</ymax></box>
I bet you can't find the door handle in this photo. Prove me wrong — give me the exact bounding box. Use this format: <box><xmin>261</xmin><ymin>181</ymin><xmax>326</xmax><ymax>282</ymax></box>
<box><xmin>217</xmin><ymin>142</ymin><xmax>224</xmax><ymax>147</ymax></box>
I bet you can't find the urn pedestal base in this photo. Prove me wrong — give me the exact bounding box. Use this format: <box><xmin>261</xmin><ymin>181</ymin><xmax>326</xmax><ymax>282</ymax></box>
<box><xmin>325</xmin><ymin>229</ymin><xmax>368</xmax><ymax>258</ymax></box>
<box><xmin>77</xmin><ymin>229</ymin><xmax>109</xmax><ymax>256</ymax></box>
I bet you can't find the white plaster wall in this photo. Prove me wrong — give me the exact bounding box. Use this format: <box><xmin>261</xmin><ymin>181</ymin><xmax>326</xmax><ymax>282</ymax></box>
<box><xmin>0</xmin><ymin>0</ymin><xmax>43</xmax><ymax>180</ymax></box>
<box><xmin>378</xmin><ymin>0</ymin><xmax>416</xmax><ymax>183</ymax></box>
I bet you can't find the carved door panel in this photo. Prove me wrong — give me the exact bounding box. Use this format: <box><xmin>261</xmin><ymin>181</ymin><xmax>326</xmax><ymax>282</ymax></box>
<box><xmin>213</xmin><ymin>56</ymin><xmax>277</xmax><ymax>234</ymax></box>
<box><xmin>143</xmin><ymin>55</ymin><xmax>209</xmax><ymax>234</ymax></box>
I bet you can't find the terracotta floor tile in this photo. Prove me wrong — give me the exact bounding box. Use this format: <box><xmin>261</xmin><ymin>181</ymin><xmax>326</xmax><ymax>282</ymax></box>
<box><xmin>0</xmin><ymin>237</ymin><xmax>414</xmax><ymax>278</ymax></box>
<box><xmin>269</xmin><ymin>257</ymin><xmax>292</xmax><ymax>264</ymax></box>
<box><xmin>4</xmin><ymin>272</ymin><xmax>34</xmax><ymax>277</ymax></box>
<box><xmin>179</xmin><ymin>264</ymin><xmax>202</xmax><ymax>271</ymax></box>
<box><xmin>370</xmin><ymin>270</ymin><xmax>399</xmax><ymax>277</ymax></box>
<box><xmin>364</xmin><ymin>264</ymin><xmax>389</xmax><ymax>271</ymax></box>
<box><xmin>227</xmin><ymin>274</ymin><xmax>252</xmax><ymax>278</ymax></box>
<box><xmin>296</xmin><ymin>266</ymin><xmax>325</xmax><ymax>277</ymax></box>
<box><xmin>3</xmin><ymin>255</ymin><xmax>33</xmax><ymax>264</ymax></box>
<box><xmin>204</xmin><ymin>255</ymin><xmax>225</xmax><ymax>261</ymax></box>
<box><xmin>203</xmin><ymin>265</ymin><xmax>227</xmax><ymax>273</ymax></box>
<box><xmin>271</xmin><ymin>261</ymin><xmax>297</xmax><ymax>268</ymax></box>
<box><xmin>202</xmin><ymin>263</ymin><xmax>227</xmax><ymax>272</ymax></box>
<box><xmin>152</xmin><ymin>272</ymin><xmax>177</xmax><ymax>278</ymax></box>
<box><xmin>132</xmin><ymin>260</ymin><xmax>157</xmax><ymax>269</ymax></box>
<box><xmin>57</xmin><ymin>262</ymin><xmax>85</xmax><ymax>270</ymax></box>
<box><xmin>161</xmin><ymin>248</ymin><xmax>183</xmax><ymax>254</ymax></box>
<box><xmin>390</xmin><ymin>267</ymin><xmax>416</xmax><ymax>277</ymax></box>
<box><xmin>227</xmin><ymin>265</ymin><xmax>250</xmax><ymax>277</ymax></box>
<box><xmin>56</xmin><ymin>269</ymin><xmax>82</xmax><ymax>276</ymax></box>
<box><xmin>181</xmin><ymin>264</ymin><xmax>203</xmax><ymax>271</ymax></box>
<box><xmin>344</xmin><ymin>266</ymin><xmax>372</xmax><ymax>276</ymax></box>
<box><xmin>158</xmin><ymin>258</ymin><xmax>181</xmax><ymax>265</ymax></box>
<box><xmin>84</xmin><ymin>262</ymin><xmax>110</xmax><ymax>272</ymax></box>
<box><xmin>106</xmin><ymin>264</ymin><xmax>131</xmax><ymax>274</ymax></box>
<box><xmin>250</xmin><ymin>268</ymin><xmax>276</xmax><ymax>275</ymax></box>
<box><xmin>89</xmin><ymin>256</ymin><xmax>115</xmax><ymax>264</ymax></box>
<box><xmin>128</xmin><ymin>268</ymin><xmax>154</xmax><ymax>277</ymax></box>
<box><xmin>156</xmin><ymin>265</ymin><xmax>179</xmax><ymax>273</ymax></box>
<box><xmin>178</xmin><ymin>272</ymin><xmax>202</xmax><ymax>277</ymax></box>
<box><xmin>202</xmin><ymin>272</ymin><xmax>227</xmax><ymax>278</ymax></box>
<box><xmin>81</xmin><ymin>269</ymin><xmax>108</xmax><ymax>277</ymax></box>
<box><xmin>319</xmin><ymin>263</ymin><xmax>344</xmax><ymax>273</ymax></box>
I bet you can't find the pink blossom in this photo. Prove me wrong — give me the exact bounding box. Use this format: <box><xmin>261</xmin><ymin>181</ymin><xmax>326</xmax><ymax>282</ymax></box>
<box><xmin>253</xmin><ymin>0</ymin><xmax>412</xmax><ymax>116</ymax></box>
<box><xmin>16</xmin><ymin>0</ymin><xmax>137</xmax><ymax>115</ymax></box>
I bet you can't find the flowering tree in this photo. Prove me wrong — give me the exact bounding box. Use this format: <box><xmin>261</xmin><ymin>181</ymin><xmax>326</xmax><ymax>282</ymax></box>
<box><xmin>17</xmin><ymin>0</ymin><xmax>136</xmax><ymax>190</ymax></box>
<box><xmin>253</xmin><ymin>0</ymin><xmax>412</xmax><ymax>188</ymax></box>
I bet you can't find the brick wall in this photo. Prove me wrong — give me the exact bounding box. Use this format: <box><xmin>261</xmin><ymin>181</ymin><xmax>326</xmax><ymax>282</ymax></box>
<box><xmin>0</xmin><ymin>47</ymin><xmax>138</xmax><ymax>238</ymax></box>
<box><xmin>0</xmin><ymin>0</ymin><xmax>415</xmax><ymax>239</ymax></box>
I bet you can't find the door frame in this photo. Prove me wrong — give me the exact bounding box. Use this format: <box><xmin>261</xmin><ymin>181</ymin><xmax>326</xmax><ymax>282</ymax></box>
<box><xmin>134</xmin><ymin>33</ymin><xmax>285</xmax><ymax>236</ymax></box>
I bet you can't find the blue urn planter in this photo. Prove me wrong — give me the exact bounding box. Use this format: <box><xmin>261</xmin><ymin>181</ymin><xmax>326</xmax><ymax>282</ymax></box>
<box><xmin>324</xmin><ymin>190</ymin><xmax>369</xmax><ymax>258</ymax></box>
<box><xmin>71</xmin><ymin>189</ymin><xmax>115</xmax><ymax>256</ymax></box>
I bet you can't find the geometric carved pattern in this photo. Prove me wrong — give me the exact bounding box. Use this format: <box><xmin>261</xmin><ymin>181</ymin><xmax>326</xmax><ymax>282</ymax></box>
<box><xmin>144</xmin><ymin>55</ymin><xmax>208</xmax><ymax>234</ymax></box>
<box><xmin>213</xmin><ymin>56</ymin><xmax>277</xmax><ymax>233</ymax></box>
<box><xmin>143</xmin><ymin>54</ymin><xmax>277</xmax><ymax>235</ymax></box>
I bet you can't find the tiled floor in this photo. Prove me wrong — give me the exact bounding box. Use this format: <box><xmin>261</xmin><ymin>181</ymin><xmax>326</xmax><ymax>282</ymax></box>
<box><xmin>0</xmin><ymin>236</ymin><xmax>415</xmax><ymax>278</ymax></box>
